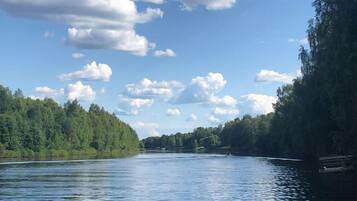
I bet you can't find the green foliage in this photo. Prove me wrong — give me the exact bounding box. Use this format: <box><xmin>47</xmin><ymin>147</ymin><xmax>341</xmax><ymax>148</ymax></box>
<box><xmin>142</xmin><ymin>127</ymin><xmax>221</xmax><ymax>151</ymax></box>
<box><xmin>143</xmin><ymin>0</ymin><xmax>357</xmax><ymax>160</ymax></box>
<box><xmin>0</xmin><ymin>86</ymin><xmax>140</xmax><ymax>159</ymax></box>
<box><xmin>142</xmin><ymin>114</ymin><xmax>273</xmax><ymax>154</ymax></box>
<box><xmin>269</xmin><ymin>0</ymin><xmax>357</xmax><ymax>160</ymax></box>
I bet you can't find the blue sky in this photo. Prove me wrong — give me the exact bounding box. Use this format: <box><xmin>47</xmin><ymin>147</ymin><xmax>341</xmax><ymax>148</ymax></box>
<box><xmin>0</xmin><ymin>0</ymin><xmax>314</xmax><ymax>139</ymax></box>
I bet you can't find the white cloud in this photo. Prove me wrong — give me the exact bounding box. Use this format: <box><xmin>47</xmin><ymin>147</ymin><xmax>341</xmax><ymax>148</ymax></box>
<box><xmin>211</xmin><ymin>107</ymin><xmax>239</xmax><ymax>116</ymax></box>
<box><xmin>59</xmin><ymin>61</ymin><xmax>112</xmax><ymax>82</ymax></box>
<box><xmin>31</xmin><ymin>82</ymin><xmax>96</xmax><ymax>102</ymax></box>
<box><xmin>288</xmin><ymin>37</ymin><xmax>308</xmax><ymax>45</ymax></box>
<box><xmin>117</xmin><ymin>95</ymin><xmax>153</xmax><ymax>115</ymax></box>
<box><xmin>181</xmin><ymin>0</ymin><xmax>236</xmax><ymax>10</ymax></box>
<box><xmin>186</xmin><ymin>113</ymin><xmax>198</xmax><ymax>122</ymax></box>
<box><xmin>31</xmin><ymin>86</ymin><xmax>64</xmax><ymax>101</ymax></box>
<box><xmin>132</xmin><ymin>121</ymin><xmax>160</xmax><ymax>139</ymax></box>
<box><xmin>192</xmin><ymin>72</ymin><xmax>227</xmax><ymax>91</ymax></box>
<box><xmin>209</xmin><ymin>106</ymin><xmax>238</xmax><ymax>125</ymax></box>
<box><xmin>0</xmin><ymin>0</ymin><xmax>163</xmax><ymax>56</ymax></box>
<box><xmin>255</xmin><ymin>69</ymin><xmax>296</xmax><ymax>84</ymax></box>
<box><xmin>154</xmin><ymin>48</ymin><xmax>176</xmax><ymax>57</ymax></box>
<box><xmin>209</xmin><ymin>95</ymin><xmax>237</xmax><ymax>107</ymax></box>
<box><xmin>67</xmin><ymin>81</ymin><xmax>96</xmax><ymax>101</ymax></box>
<box><xmin>35</xmin><ymin>86</ymin><xmax>64</xmax><ymax>97</ymax></box>
<box><xmin>117</xmin><ymin>73</ymin><xmax>238</xmax><ymax>119</ymax></box>
<box><xmin>117</xmin><ymin>78</ymin><xmax>183</xmax><ymax>115</ymax></box>
<box><xmin>175</xmin><ymin>72</ymin><xmax>227</xmax><ymax>104</ymax></box>
<box><xmin>172</xmin><ymin>72</ymin><xmax>239</xmax><ymax>124</ymax></box>
<box><xmin>167</xmin><ymin>108</ymin><xmax>181</xmax><ymax>116</ymax></box>
<box><xmin>67</xmin><ymin>27</ymin><xmax>158</xmax><ymax>56</ymax></box>
<box><xmin>72</xmin><ymin>52</ymin><xmax>85</xmax><ymax>59</ymax></box>
<box><xmin>209</xmin><ymin>115</ymin><xmax>222</xmax><ymax>124</ymax></box>
<box><xmin>240</xmin><ymin>94</ymin><xmax>277</xmax><ymax>115</ymax></box>
<box><xmin>296</xmin><ymin>69</ymin><xmax>303</xmax><ymax>78</ymax></box>
<box><xmin>124</xmin><ymin>78</ymin><xmax>184</xmax><ymax>100</ymax></box>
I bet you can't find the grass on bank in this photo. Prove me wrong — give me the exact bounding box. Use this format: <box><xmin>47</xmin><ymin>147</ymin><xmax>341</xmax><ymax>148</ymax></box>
<box><xmin>0</xmin><ymin>146</ymin><xmax>140</xmax><ymax>161</ymax></box>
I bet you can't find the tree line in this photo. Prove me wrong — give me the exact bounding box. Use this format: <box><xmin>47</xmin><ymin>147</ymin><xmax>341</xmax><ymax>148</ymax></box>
<box><xmin>142</xmin><ymin>114</ymin><xmax>273</xmax><ymax>155</ymax></box>
<box><xmin>0</xmin><ymin>86</ymin><xmax>140</xmax><ymax>159</ymax></box>
<box><xmin>143</xmin><ymin>0</ymin><xmax>357</xmax><ymax>161</ymax></box>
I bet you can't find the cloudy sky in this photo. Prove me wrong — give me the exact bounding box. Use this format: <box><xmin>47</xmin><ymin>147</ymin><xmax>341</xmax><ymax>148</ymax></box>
<box><xmin>0</xmin><ymin>0</ymin><xmax>313</xmax><ymax>139</ymax></box>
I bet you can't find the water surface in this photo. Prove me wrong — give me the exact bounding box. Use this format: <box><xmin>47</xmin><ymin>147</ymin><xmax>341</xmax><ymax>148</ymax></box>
<box><xmin>0</xmin><ymin>153</ymin><xmax>356</xmax><ymax>200</ymax></box>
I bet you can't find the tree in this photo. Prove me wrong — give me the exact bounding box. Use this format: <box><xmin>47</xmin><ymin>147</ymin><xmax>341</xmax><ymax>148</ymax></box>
<box><xmin>0</xmin><ymin>85</ymin><xmax>140</xmax><ymax>158</ymax></box>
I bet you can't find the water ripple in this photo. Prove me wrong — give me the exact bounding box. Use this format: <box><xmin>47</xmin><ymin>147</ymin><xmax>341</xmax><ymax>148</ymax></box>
<box><xmin>0</xmin><ymin>153</ymin><xmax>356</xmax><ymax>200</ymax></box>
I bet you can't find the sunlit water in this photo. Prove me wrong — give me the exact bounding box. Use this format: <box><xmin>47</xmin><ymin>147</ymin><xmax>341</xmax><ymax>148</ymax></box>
<box><xmin>0</xmin><ymin>153</ymin><xmax>356</xmax><ymax>200</ymax></box>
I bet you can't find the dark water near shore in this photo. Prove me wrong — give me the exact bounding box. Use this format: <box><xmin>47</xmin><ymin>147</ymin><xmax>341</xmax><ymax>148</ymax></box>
<box><xmin>0</xmin><ymin>153</ymin><xmax>356</xmax><ymax>200</ymax></box>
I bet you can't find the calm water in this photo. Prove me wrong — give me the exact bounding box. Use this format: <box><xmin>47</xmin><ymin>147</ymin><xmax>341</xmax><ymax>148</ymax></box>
<box><xmin>0</xmin><ymin>153</ymin><xmax>356</xmax><ymax>200</ymax></box>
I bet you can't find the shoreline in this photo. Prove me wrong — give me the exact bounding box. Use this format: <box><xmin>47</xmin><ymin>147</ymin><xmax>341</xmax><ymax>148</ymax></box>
<box><xmin>0</xmin><ymin>150</ymin><xmax>304</xmax><ymax>164</ymax></box>
<box><xmin>143</xmin><ymin>149</ymin><xmax>304</xmax><ymax>161</ymax></box>
<box><xmin>0</xmin><ymin>149</ymin><xmax>140</xmax><ymax>163</ymax></box>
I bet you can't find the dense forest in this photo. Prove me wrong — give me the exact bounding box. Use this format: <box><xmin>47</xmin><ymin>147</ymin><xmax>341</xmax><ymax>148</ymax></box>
<box><xmin>143</xmin><ymin>0</ymin><xmax>357</xmax><ymax>161</ymax></box>
<box><xmin>142</xmin><ymin>114</ymin><xmax>273</xmax><ymax>155</ymax></box>
<box><xmin>0</xmin><ymin>86</ymin><xmax>140</xmax><ymax>159</ymax></box>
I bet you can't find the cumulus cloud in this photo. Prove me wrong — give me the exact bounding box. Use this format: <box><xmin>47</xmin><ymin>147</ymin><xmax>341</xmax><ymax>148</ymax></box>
<box><xmin>124</xmin><ymin>78</ymin><xmax>184</xmax><ymax>100</ymax></box>
<box><xmin>209</xmin><ymin>106</ymin><xmax>238</xmax><ymax>125</ymax></box>
<box><xmin>240</xmin><ymin>94</ymin><xmax>277</xmax><ymax>115</ymax></box>
<box><xmin>31</xmin><ymin>86</ymin><xmax>65</xmax><ymax>101</ymax></box>
<box><xmin>117</xmin><ymin>78</ymin><xmax>183</xmax><ymax>115</ymax></box>
<box><xmin>209</xmin><ymin>115</ymin><xmax>222</xmax><ymax>124</ymax></box>
<box><xmin>288</xmin><ymin>37</ymin><xmax>308</xmax><ymax>45</ymax></box>
<box><xmin>67</xmin><ymin>81</ymin><xmax>96</xmax><ymax>101</ymax></box>
<box><xmin>211</xmin><ymin>107</ymin><xmax>238</xmax><ymax>116</ymax></box>
<box><xmin>0</xmin><ymin>0</ymin><xmax>163</xmax><ymax>56</ymax></box>
<box><xmin>31</xmin><ymin>83</ymin><xmax>96</xmax><ymax>102</ymax></box>
<box><xmin>121</xmin><ymin>73</ymin><xmax>232</xmax><ymax>106</ymax></box>
<box><xmin>209</xmin><ymin>95</ymin><xmax>237</xmax><ymax>107</ymax></box>
<box><xmin>117</xmin><ymin>72</ymin><xmax>238</xmax><ymax>118</ymax></box>
<box><xmin>255</xmin><ymin>69</ymin><xmax>296</xmax><ymax>84</ymax></box>
<box><xmin>181</xmin><ymin>0</ymin><xmax>236</xmax><ymax>10</ymax></box>
<box><xmin>167</xmin><ymin>108</ymin><xmax>181</xmax><ymax>116</ymax></box>
<box><xmin>59</xmin><ymin>61</ymin><xmax>112</xmax><ymax>82</ymax></box>
<box><xmin>72</xmin><ymin>52</ymin><xmax>85</xmax><ymax>59</ymax></box>
<box><xmin>174</xmin><ymin>74</ymin><xmax>240</xmax><ymax>125</ymax></box>
<box><xmin>117</xmin><ymin>95</ymin><xmax>153</xmax><ymax>115</ymax></box>
<box><xmin>154</xmin><ymin>49</ymin><xmax>176</xmax><ymax>57</ymax></box>
<box><xmin>172</xmin><ymin>72</ymin><xmax>239</xmax><ymax>124</ymax></box>
<box><xmin>132</xmin><ymin>121</ymin><xmax>160</xmax><ymax>139</ymax></box>
<box><xmin>67</xmin><ymin>27</ymin><xmax>158</xmax><ymax>56</ymax></box>
<box><xmin>175</xmin><ymin>72</ymin><xmax>227</xmax><ymax>104</ymax></box>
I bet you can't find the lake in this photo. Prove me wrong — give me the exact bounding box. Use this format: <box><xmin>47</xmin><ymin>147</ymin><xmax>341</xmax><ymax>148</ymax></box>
<box><xmin>0</xmin><ymin>153</ymin><xmax>356</xmax><ymax>200</ymax></box>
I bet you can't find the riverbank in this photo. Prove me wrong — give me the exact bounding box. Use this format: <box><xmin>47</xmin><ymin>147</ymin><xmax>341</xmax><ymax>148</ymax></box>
<box><xmin>144</xmin><ymin>146</ymin><xmax>231</xmax><ymax>154</ymax></box>
<box><xmin>0</xmin><ymin>148</ymin><xmax>140</xmax><ymax>161</ymax></box>
<box><xmin>144</xmin><ymin>147</ymin><xmax>301</xmax><ymax>159</ymax></box>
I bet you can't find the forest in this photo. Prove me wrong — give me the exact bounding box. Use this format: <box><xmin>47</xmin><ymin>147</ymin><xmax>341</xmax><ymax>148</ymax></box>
<box><xmin>142</xmin><ymin>114</ymin><xmax>273</xmax><ymax>155</ymax></box>
<box><xmin>0</xmin><ymin>86</ymin><xmax>140</xmax><ymax>159</ymax></box>
<box><xmin>143</xmin><ymin>0</ymin><xmax>357</xmax><ymax>162</ymax></box>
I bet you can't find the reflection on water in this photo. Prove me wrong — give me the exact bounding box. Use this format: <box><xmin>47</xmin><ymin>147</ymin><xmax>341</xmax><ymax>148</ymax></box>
<box><xmin>0</xmin><ymin>153</ymin><xmax>356</xmax><ymax>200</ymax></box>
